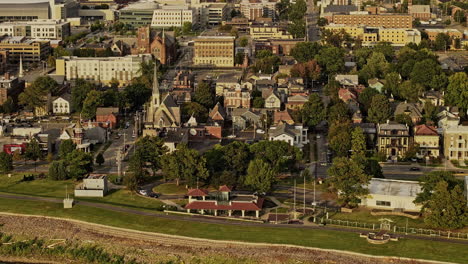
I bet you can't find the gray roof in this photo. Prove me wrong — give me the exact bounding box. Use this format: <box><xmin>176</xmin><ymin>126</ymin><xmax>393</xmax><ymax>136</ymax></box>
<box><xmin>379</xmin><ymin>121</ymin><xmax>408</xmax><ymax>131</ymax></box>
<box><xmin>269</xmin><ymin>123</ymin><xmax>301</xmax><ymax>138</ymax></box>
<box><xmin>394</xmin><ymin>102</ymin><xmax>423</xmax><ymax>118</ymax></box>
<box><xmin>368</xmin><ymin>178</ymin><xmax>421</xmax><ymax>197</ymax></box>
<box><xmin>324</xmin><ymin>5</ymin><xmax>358</xmax><ymax>13</ymax></box>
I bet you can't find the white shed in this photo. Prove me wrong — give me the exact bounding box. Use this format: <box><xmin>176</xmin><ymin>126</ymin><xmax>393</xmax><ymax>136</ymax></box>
<box><xmin>360</xmin><ymin>178</ymin><xmax>422</xmax><ymax>212</ymax></box>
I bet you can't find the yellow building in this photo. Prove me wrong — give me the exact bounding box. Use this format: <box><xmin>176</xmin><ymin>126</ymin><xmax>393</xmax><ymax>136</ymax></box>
<box><xmin>249</xmin><ymin>26</ymin><xmax>293</xmax><ymax>40</ymax></box>
<box><xmin>332</xmin><ymin>14</ymin><xmax>413</xmax><ymax>28</ymax></box>
<box><xmin>379</xmin><ymin>28</ymin><xmax>421</xmax><ymax>46</ymax></box>
<box><xmin>0</xmin><ymin>36</ymin><xmax>50</xmax><ymax>64</ymax></box>
<box><xmin>444</xmin><ymin>125</ymin><xmax>468</xmax><ymax>161</ymax></box>
<box><xmin>193</xmin><ymin>36</ymin><xmax>235</xmax><ymax>67</ymax></box>
<box><xmin>414</xmin><ymin>124</ymin><xmax>439</xmax><ymax>158</ymax></box>
<box><xmin>324</xmin><ymin>24</ymin><xmax>421</xmax><ymax>46</ymax></box>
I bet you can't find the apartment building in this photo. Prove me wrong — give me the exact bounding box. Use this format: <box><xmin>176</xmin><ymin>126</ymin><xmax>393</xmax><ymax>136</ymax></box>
<box><xmin>205</xmin><ymin>3</ymin><xmax>228</xmax><ymax>26</ymax></box>
<box><xmin>0</xmin><ymin>36</ymin><xmax>51</xmax><ymax>64</ymax></box>
<box><xmin>0</xmin><ymin>19</ymin><xmax>71</xmax><ymax>40</ymax></box>
<box><xmin>444</xmin><ymin>125</ymin><xmax>468</xmax><ymax>161</ymax></box>
<box><xmin>332</xmin><ymin>14</ymin><xmax>413</xmax><ymax>28</ymax></box>
<box><xmin>249</xmin><ymin>26</ymin><xmax>293</xmax><ymax>40</ymax></box>
<box><xmin>240</xmin><ymin>0</ymin><xmax>276</xmax><ymax>20</ymax></box>
<box><xmin>408</xmin><ymin>5</ymin><xmax>431</xmax><ymax>21</ymax></box>
<box><xmin>324</xmin><ymin>24</ymin><xmax>421</xmax><ymax>46</ymax></box>
<box><xmin>151</xmin><ymin>6</ymin><xmax>195</xmax><ymax>28</ymax></box>
<box><xmin>425</xmin><ymin>28</ymin><xmax>463</xmax><ymax>41</ymax></box>
<box><xmin>55</xmin><ymin>54</ymin><xmax>152</xmax><ymax>86</ymax></box>
<box><xmin>193</xmin><ymin>36</ymin><xmax>235</xmax><ymax>67</ymax></box>
<box><xmin>414</xmin><ymin>124</ymin><xmax>439</xmax><ymax>158</ymax></box>
<box><xmin>0</xmin><ymin>73</ymin><xmax>20</xmax><ymax>105</ymax></box>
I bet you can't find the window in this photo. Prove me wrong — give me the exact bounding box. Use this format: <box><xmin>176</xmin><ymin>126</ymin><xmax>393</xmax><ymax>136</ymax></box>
<box><xmin>376</xmin><ymin>200</ymin><xmax>391</xmax><ymax>207</ymax></box>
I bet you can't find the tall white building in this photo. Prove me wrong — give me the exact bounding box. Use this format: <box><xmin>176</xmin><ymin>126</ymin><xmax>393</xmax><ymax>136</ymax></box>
<box><xmin>240</xmin><ymin>0</ymin><xmax>276</xmax><ymax>20</ymax></box>
<box><xmin>55</xmin><ymin>54</ymin><xmax>152</xmax><ymax>86</ymax></box>
<box><xmin>151</xmin><ymin>6</ymin><xmax>195</xmax><ymax>28</ymax></box>
<box><xmin>0</xmin><ymin>19</ymin><xmax>70</xmax><ymax>40</ymax></box>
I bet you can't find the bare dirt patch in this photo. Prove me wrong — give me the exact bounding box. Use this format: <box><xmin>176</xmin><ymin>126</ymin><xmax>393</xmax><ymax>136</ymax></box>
<box><xmin>0</xmin><ymin>215</ymin><xmax>437</xmax><ymax>264</ymax></box>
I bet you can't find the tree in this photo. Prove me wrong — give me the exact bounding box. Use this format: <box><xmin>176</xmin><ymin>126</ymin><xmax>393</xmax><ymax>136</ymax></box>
<box><xmin>354</xmin><ymin>47</ymin><xmax>372</xmax><ymax>69</ymax></box>
<box><xmin>253</xmin><ymin>53</ymin><xmax>281</xmax><ymax>74</ymax></box>
<box><xmin>182</xmin><ymin>22</ymin><xmax>192</xmax><ymax>35</ymax></box>
<box><xmin>252</xmin><ymin>97</ymin><xmax>264</xmax><ymax>108</ymax></box>
<box><xmin>124</xmin><ymin>173</ymin><xmax>139</xmax><ymax>191</ymax></box>
<box><xmin>59</xmin><ymin>139</ymin><xmax>76</xmax><ymax>158</ymax></box>
<box><xmin>290</xmin><ymin>42</ymin><xmax>322</xmax><ymax>63</ymax></box>
<box><xmin>81</xmin><ymin>90</ymin><xmax>103</xmax><ymax>120</ymax></box>
<box><xmin>18</xmin><ymin>78</ymin><xmax>54</xmax><ymax>111</ymax></box>
<box><xmin>193</xmin><ymin>82</ymin><xmax>214</xmax><ymax>109</ymax></box>
<box><xmin>327</xmin><ymin>101</ymin><xmax>350</xmax><ymax>124</ymax></box>
<box><xmin>424</xmin><ymin>181</ymin><xmax>467</xmax><ymax>229</ymax></box>
<box><xmin>434</xmin><ymin>33</ymin><xmax>450</xmax><ymax>51</ymax></box>
<box><xmin>71</xmin><ymin>79</ymin><xmax>93</xmax><ymax>112</ymax></box>
<box><xmin>328</xmin><ymin>121</ymin><xmax>352</xmax><ymax>157</ymax></box>
<box><xmin>395</xmin><ymin>113</ymin><xmax>413</xmax><ymax>126</ymax></box>
<box><xmin>244</xmin><ymin>159</ymin><xmax>277</xmax><ymax>193</ymax></box>
<box><xmin>358</xmin><ymin>87</ymin><xmax>379</xmax><ymax>113</ymax></box>
<box><xmin>373</xmin><ymin>42</ymin><xmax>395</xmax><ymax>61</ymax></box>
<box><xmin>415</xmin><ymin>171</ymin><xmax>462</xmax><ymax>205</ymax></box>
<box><xmin>302</xmin><ymin>93</ymin><xmax>326</xmax><ymax>127</ymax></box>
<box><xmin>429</xmin><ymin>73</ymin><xmax>448</xmax><ymax>91</ymax></box>
<box><xmin>239</xmin><ymin>36</ymin><xmax>248</xmax><ymax>47</ymax></box>
<box><xmin>250</xmin><ymin>141</ymin><xmax>301</xmax><ymax>172</ymax></box>
<box><xmin>123</xmin><ymin>82</ymin><xmax>152</xmax><ymax>111</ymax></box>
<box><xmin>327</xmin><ymin>157</ymin><xmax>371</xmax><ymax>208</ymax></box>
<box><xmin>211</xmin><ymin>170</ymin><xmax>238</xmax><ymax>188</ymax></box>
<box><xmin>235</xmin><ymin>52</ymin><xmax>245</xmax><ymax>65</ymax></box>
<box><xmin>324</xmin><ymin>79</ymin><xmax>340</xmax><ymax>102</ymax></box>
<box><xmin>315</xmin><ymin>46</ymin><xmax>345</xmax><ymax>74</ymax></box>
<box><xmin>423</xmin><ymin>100</ymin><xmax>437</xmax><ymax>123</ymax></box>
<box><xmin>129</xmin><ymin>136</ymin><xmax>168</xmax><ymax>179</ymax></box>
<box><xmin>182</xmin><ymin>102</ymin><xmax>208</xmax><ymax>122</ymax></box>
<box><xmin>47</xmin><ymin>55</ymin><xmax>56</xmax><ymax>68</ymax></box>
<box><xmin>291</xmin><ymin>60</ymin><xmax>321</xmax><ymax>86</ymax></box>
<box><xmin>0</xmin><ymin>152</ymin><xmax>13</xmax><ymax>173</ymax></box>
<box><xmin>398</xmin><ymin>80</ymin><xmax>423</xmax><ymax>102</ymax></box>
<box><xmin>64</xmin><ymin>150</ymin><xmax>93</xmax><ymax>179</ymax></box>
<box><xmin>383</xmin><ymin>71</ymin><xmax>401</xmax><ymax>96</ymax></box>
<box><xmin>48</xmin><ymin>160</ymin><xmax>67</xmax><ymax>181</ymax></box>
<box><xmin>445</xmin><ymin>72</ymin><xmax>468</xmax><ymax>112</ymax></box>
<box><xmin>317</xmin><ymin>17</ymin><xmax>328</xmax><ymax>26</ymax></box>
<box><xmin>351</xmin><ymin>127</ymin><xmax>366</xmax><ymax>162</ymax></box>
<box><xmin>453</xmin><ymin>10</ymin><xmax>466</xmax><ymax>23</ymax></box>
<box><xmin>1</xmin><ymin>97</ymin><xmax>15</xmax><ymax>114</ymax></box>
<box><xmin>367</xmin><ymin>94</ymin><xmax>392</xmax><ymax>124</ymax></box>
<box><xmin>161</xmin><ymin>144</ymin><xmax>208</xmax><ymax>186</ymax></box>
<box><xmin>95</xmin><ymin>153</ymin><xmax>105</xmax><ymax>166</ymax></box>
<box><xmin>25</xmin><ymin>138</ymin><xmax>42</xmax><ymax>170</ymax></box>
<box><xmin>222</xmin><ymin>141</ymin><xmax>251</xmax><ymax>177</ymax></box>
<box><xmin>410</xmin><ymin>59</ymin><xmax>441</xmax><ymax>89</ymax></box>
<box><xmin>359</xmin><ymin>52</ymin><xmax>389</xmax><ymax>80</ymax></box>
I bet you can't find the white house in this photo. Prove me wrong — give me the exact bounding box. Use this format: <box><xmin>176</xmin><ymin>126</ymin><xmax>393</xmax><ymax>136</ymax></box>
<box><xmin>268</xmin><ymin>123</ymin><xmax>308</xmax><ymax>148</ymax></box>
<box><xmin>360</xmin><ymin>178</ymin><xmax>422</xmax><ymax>212</ymax></box>
<box><xmin>74</xmin><ymin>174</ymin><xmax>109</xmax><ymax>197</ymax></box>
<box><xmin>52</xmin><ymin>95</ymin><xmax>71</xmax><ymax>114</ymax></box>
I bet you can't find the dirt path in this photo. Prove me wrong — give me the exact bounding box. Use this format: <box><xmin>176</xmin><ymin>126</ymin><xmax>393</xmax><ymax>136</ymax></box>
<box><xmin>0</xmin><ymin>213</ymin><xmax>453</xmax><ymax>264</ymax></box>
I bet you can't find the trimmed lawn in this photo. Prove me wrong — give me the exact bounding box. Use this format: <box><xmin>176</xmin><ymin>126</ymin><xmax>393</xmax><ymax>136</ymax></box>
<box><xmin>0</xmin><ymin>198</ymin><xmax>467</xmax><ymax>264</ymax></box>
<box><xmin>329</xmin><ymin>208</ymin><xmax>427</xmax><ymax>228</ymax></box>
<box><xmin>0</xmin><ymin>173</ymin><xmax>163</xmax><ymax>211</ymax></box>
<box><xmin>153</xmin><ymin>183</ymin><xmax>188</xmax><ymax>195</ymax></box>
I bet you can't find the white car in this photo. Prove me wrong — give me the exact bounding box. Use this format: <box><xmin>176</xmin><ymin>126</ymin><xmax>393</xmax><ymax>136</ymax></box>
<box><xmin>256</xmin><ymin>129</ymin><xmax>265</xmax><ymax>134</ymax></box>
<box><xmin>138</xmin><ymin>190</ymin><xmax>148</xmax><ymax>196</ymax></box>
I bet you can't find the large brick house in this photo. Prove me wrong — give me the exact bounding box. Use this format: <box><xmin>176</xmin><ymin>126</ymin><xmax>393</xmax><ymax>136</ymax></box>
<box><xmin>96</xmin><ymin>107</ymin><xmax>119</xmax><ymax>129</ymax></box>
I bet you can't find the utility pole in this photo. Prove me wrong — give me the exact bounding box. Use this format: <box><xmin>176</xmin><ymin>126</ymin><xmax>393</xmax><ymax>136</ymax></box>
<box><xmin>303</xmin><ymin>171</ymin><xmax>306</xmax><ymax>214</ymax></box>
<box><xmin>293</xmin><ymin>178</ymin><xmax>296</xmax><ymax>219</ymax></box>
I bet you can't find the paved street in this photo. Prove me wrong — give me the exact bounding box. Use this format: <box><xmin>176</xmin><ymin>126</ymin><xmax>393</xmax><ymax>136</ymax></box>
<box><xmin>306</xmin><ymin>0</ymin><xmax>320</xmax><ymax>42</ymax></box>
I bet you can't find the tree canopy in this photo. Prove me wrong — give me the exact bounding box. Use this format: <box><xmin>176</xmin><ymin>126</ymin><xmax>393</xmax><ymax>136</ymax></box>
<box><xmin>244</xmin><ymin>159</ymin><xmax>277</xmax><ymax>193</ymax></box>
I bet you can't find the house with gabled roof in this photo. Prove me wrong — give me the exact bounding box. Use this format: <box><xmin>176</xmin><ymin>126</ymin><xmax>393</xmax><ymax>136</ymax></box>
<box><xmin>263</xmin><ymin>89</ymin><xmax>281</xmax><ymax>109</ymax></box>
<box><xmin>273</xmin><ymin>110</ymin><xmax>294</xmax><ymax>125</ymax></box>
<box><xmin>394</xmin><ymin>101</ymin><xmax>423</xmax><ymax>124</ymax></box>
<box><xmin>208</xmin><ymin>102</ymin><xmax>227</xmax><ymax>125</ymax></box>
<box><xmin>286</xmin><ymin>94</ymin><xmax>308</xmax><ymax>110</ymax></box>
<box><xmin>368</xmin><ymin>78</ymin><xmax>384</xmax><ymax>93</ymax></box>
<box><xmin>268</xmin><ymin>123</ymin><xmax>308</xmax><ymax>148</ymax></box>
<box><xmin>414</xmin><ymin>124</ymin><xmax>439</xmax><ymax>158</ymax></box>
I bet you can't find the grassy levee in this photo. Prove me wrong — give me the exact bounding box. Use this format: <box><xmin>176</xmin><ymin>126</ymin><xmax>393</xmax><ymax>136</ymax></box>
<box><xmin>0</xmin><ymin>174</ymin><xmax>164</xmax><ymax>211</ymax></box>
<box><xmin>0</xmin><ymin>198</ymin><xmax>467</xmax><ymax>264</ymax></box>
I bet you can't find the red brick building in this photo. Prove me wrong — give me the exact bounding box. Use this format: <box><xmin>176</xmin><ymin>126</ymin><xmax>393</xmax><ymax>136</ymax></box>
<box><xmin>133</xmin><ymin>26</ymin><xmax>176</xmax><ymax>65</ymax></box>
<box><xmin>96</xmin><ymin>107</ymin><xmax>119</xmax><ymax>129</ymax></box>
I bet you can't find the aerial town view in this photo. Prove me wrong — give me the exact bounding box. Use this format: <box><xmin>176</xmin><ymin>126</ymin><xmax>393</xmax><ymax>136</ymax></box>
<box><xmin>0</xmin><ymin>0</ymin><xmax>466</xmax><ymax>263</ymax></box>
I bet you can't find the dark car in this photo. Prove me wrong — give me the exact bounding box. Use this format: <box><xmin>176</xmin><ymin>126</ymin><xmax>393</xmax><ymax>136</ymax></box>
<box><xmin>409</xmin><ymin>167</ymin><xmax>420</xmax><ymax>171</ymax></box>
<box><xmin>148</xmin><ymin>193</ymin><xmax>159</xmax><ymax>198</ymax></box>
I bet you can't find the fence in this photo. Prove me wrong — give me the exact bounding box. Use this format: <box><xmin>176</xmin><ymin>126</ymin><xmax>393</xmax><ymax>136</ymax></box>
<box><xmin>319</xmin><ymin>218</ymin><xmax>468</xmax><ymax>240</ymax></box>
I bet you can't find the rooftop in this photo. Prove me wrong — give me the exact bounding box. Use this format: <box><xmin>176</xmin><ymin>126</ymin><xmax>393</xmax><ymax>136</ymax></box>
<box><xmin>368</xmin><ymin>178</ymin><xmax>421</xmax><ymax>197</ymax></box>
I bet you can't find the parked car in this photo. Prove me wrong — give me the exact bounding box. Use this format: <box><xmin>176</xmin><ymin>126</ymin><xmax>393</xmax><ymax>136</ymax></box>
<box><xmin>409</xmin><ymin>167</ymin><xmax>420</xmax><ymax>171</ymax></box>
<box><xmin>148</xmin><ymin>193</ymin><xmax>159</xmax><ymax>198</ymax></box>
<box><xmin>138</xmin><ymin>190</ymin><xmax>148</xmax><ymax>196</ymax></box>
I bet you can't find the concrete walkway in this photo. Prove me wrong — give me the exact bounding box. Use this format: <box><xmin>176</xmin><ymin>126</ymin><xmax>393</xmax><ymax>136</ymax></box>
<box><xmin>160</xmin><ymin>199</ymin><xmax>184</xmax><ymax>211</ymax></box>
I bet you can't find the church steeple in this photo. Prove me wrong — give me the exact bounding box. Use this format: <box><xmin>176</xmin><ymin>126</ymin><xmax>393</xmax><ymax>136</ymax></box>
<box><xmin>146</xmin><ymin>61</ymin><xmax>160</xmax><ymax>124</ymax></box>
<box><xmin>18</xmin><ymin>55</ymin><xmax>24</xmax><ymax>78</ymax></box>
